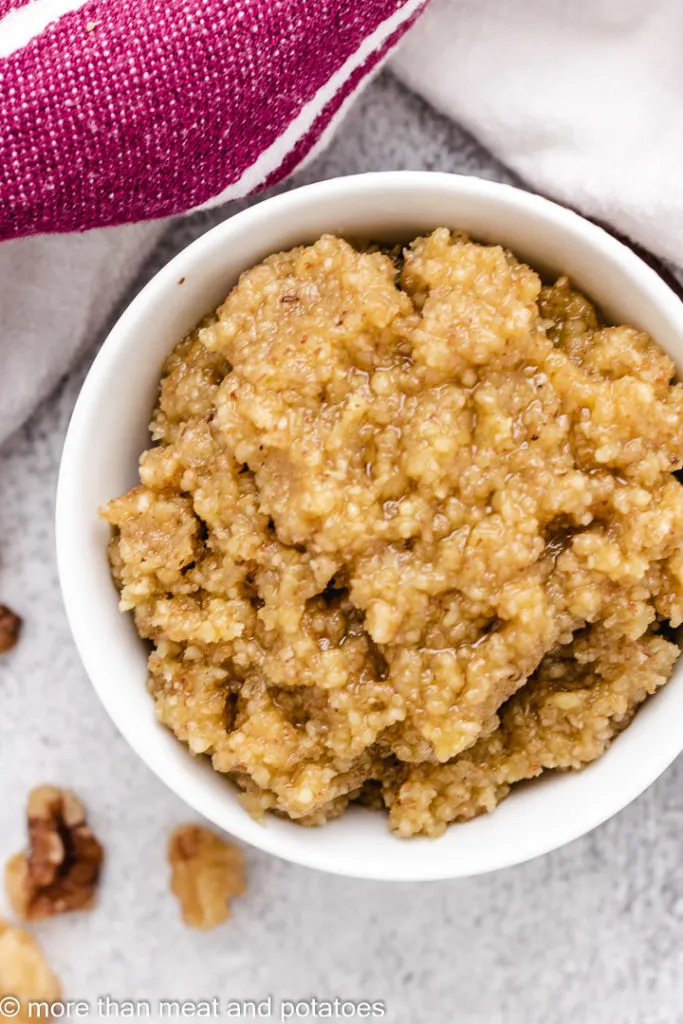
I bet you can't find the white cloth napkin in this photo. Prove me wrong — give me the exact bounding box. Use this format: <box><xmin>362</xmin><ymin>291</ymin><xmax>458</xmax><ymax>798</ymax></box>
<box><xmin>3</xmin><ymin>0</ymin><xmax>683</xmax><ymax>448</ymax></box>
<box><xmin>391</xmin><ymin>0</ymin><xmax>683</xmax><ymax>266</ymax></box>
<box><xmin>0</xmin><ymin>223</ymin><xmax>165</xmax><ymax>443</ymax></box>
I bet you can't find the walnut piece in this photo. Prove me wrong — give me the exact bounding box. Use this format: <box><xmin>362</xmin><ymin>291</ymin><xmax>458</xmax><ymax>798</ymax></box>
<box><xmin>169</xmin><ymin>824</ymin><xmax>246</xmax><ymax>930</ymax></box>
<box><xmin>0</xmin><ymin>918</ymin><xmax>61</xmax><ymax>1024</ymax></box>
<box><xmin>0</xmin><ymin>605</ymin><xmax>21</xmax><ymax>654</ymax></box>
<box><xmin>5</xmin><ymin>786</ymin><xmax>104</xmax><ymax>921</ymax></box>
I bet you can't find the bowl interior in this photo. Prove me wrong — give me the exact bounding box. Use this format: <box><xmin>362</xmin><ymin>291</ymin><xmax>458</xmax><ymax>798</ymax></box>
<box><xmin>57</xmin><ymin>172</ymin><xmax>683</xmax><ymax>880</ymax></box>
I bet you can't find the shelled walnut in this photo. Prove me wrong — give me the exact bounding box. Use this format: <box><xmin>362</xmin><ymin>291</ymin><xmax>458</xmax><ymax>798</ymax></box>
<box><xmin>0</xmin><ymin>919</ymin><xmax>61</xmax><ymax>1023</ymax></box>
<box><xmin>0</xmin><ymin>604</ymin><xmax>21</xmax><ymax>654</ymax></box>
<box><xmin>5</xmin><ymin>787</ymin><xmax>104</xmax><ymax>921</ymax></box>
<box><xmin>168</xmin><ymin>824</ymin><xmax>246</xmax><ymax>930</ymax></box>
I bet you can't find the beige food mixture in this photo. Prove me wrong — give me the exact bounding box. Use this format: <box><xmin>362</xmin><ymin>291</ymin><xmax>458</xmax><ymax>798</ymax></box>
<box><xmin>101</xmin><ymin>228</ymin><xmax>683</xmax><ymax>837</ymax></box>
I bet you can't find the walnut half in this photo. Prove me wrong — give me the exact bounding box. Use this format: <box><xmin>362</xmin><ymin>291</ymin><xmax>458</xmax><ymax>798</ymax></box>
<box><xmin>169</xmin><ymin>824</ymin><xmax>246</xmax><ymax>930</ymax></box>
<box><xmin>5</xmin><ymin>787</ymin><xmax>104</xmax><ymax>921</ymax></box>
<box><xmin>0</xmin><ymin>919</ymin><xmax>61</xmax><ymax>1024</ymax></box>
<box><xmin>0</xmin><ymin>604</ymin><xmax>21</xmax><ymax>654</ymax></box>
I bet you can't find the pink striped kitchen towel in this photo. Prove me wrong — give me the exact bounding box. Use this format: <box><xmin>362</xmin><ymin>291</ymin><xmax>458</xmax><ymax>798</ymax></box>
<box><xmin>0</xmin><ymin>0</ymin><xmax>427</xmax><ymax>241</ymax></box>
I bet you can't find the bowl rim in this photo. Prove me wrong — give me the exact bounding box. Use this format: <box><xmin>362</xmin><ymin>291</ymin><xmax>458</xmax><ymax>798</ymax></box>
<box><xmin>56</xmin><ymin>170</ymin><xmax>683</xmax><ymax>881</ymax></box>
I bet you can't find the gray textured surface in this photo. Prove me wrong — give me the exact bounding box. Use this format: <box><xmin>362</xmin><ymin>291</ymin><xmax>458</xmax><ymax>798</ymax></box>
<box><xmin>1</xmin><ymin>73</ymin><xmax>683</xmax><ymax>1024</ymax></box>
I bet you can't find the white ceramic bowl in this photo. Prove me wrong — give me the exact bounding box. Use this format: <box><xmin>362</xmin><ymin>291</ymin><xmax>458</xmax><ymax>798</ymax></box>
<box><xmin>57</xmin><ymin>171</ymin><xmax>683</xmax><ymax>881</ymax></box>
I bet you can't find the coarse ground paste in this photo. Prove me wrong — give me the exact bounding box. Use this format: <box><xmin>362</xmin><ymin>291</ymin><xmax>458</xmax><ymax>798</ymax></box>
<box><xmin>102</xmin><ymin>230</ymin><xmax>683</xmax><ymax>836</ymax></box>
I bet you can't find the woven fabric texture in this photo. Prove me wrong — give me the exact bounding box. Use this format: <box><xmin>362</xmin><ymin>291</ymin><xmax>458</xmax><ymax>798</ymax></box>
<box><xmin>0</xmin><ymin>0</ymin><xmax>426</xmax><ymax>240</ymax></box>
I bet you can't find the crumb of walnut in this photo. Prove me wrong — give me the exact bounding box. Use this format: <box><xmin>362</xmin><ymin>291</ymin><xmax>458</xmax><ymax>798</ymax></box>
<box><xmin>0</xmin><ymin>919</ymin><xmax>61</xmax><ymax>1023</ymax></box>
<box><xmin>169</xmin><ymin>824</ymin><xmax>246</xmax><ymax>930</ymax></box>
<box><xmin>0</xmin><ymin>605</ymin><xmax>22</xmax><ymax>654</ymax></box>
<box><xmin>5</xmin><ymin>787</ymin><xmax>104</xmax><ymax>921</ymax></box>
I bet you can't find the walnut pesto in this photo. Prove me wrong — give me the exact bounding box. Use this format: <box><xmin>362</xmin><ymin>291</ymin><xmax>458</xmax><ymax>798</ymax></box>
<box><xmin>100</xmin><ymin>229</ymin><xmax>683</xmax><ymax>837</ymax></box>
